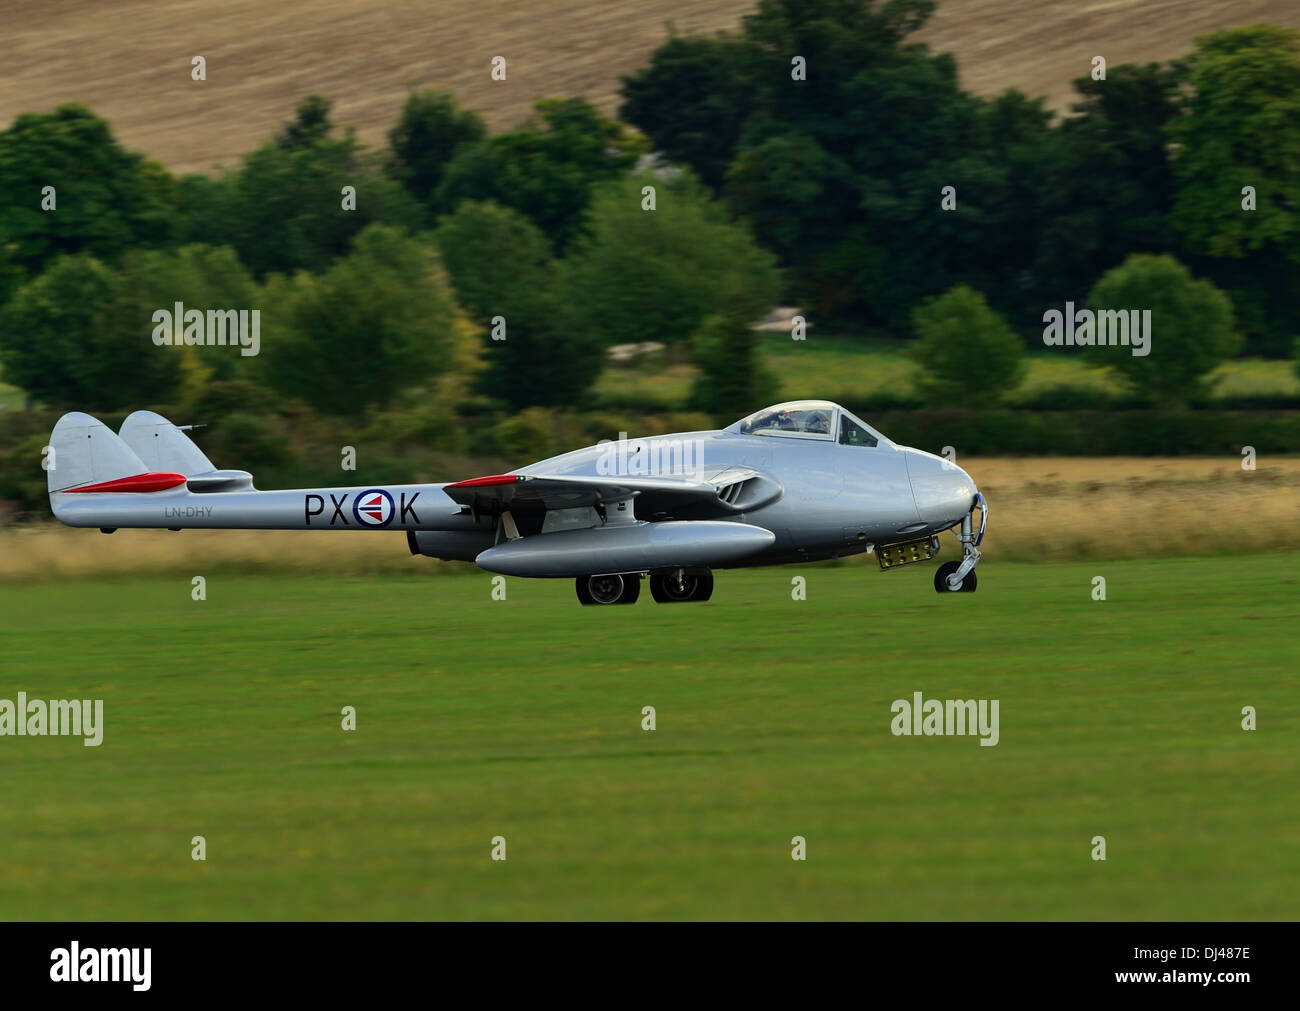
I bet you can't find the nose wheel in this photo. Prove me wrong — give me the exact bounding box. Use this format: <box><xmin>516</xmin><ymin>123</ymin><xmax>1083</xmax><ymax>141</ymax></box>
<box><xmin>934</xmin><ymin>560</ymin><xmax>977</xmax><ymax>592</ymax></box>
<box><xmin>935</xmin><ymin>493</ymin><xmax>986</xmax><ymax>593</ymax></box>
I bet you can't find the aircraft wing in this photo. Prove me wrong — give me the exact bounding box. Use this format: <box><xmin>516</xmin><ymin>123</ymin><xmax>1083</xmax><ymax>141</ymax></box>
<box><xmin>443</xmin><ymin>467</ymin><xmax>775</xmax><ymax>518</ymax></box>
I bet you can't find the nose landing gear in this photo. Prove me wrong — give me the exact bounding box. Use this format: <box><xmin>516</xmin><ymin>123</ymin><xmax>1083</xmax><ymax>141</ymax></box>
<box><xmin>935</xmin><ymin>493</ymin><xmax>986</xmax><ymax>593</ymax></box>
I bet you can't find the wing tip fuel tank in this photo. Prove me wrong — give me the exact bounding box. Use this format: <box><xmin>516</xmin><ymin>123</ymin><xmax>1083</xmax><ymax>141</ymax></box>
<box><xmin>475</xmin><ymin>520</ymin><xmax>775</xmax><ymax>577</ymax></box>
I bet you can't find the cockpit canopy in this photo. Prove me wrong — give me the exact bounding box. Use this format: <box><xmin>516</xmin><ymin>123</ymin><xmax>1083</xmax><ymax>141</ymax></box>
<box><xmin>725</xmin><ymin>400</ymin><xmax>889</xmax><ymax>447</ymax></box>
<box><xmin>733</xmin><ymin>401</ymin><xmax>834</xmax><ymax>437</ymax></box>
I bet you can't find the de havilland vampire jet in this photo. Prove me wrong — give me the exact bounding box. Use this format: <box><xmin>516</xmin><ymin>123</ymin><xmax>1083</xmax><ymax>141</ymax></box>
<box><xmin>46</xmin><ymin>401</ymin><xmax>987</xmax><ymax>604</ymax></box>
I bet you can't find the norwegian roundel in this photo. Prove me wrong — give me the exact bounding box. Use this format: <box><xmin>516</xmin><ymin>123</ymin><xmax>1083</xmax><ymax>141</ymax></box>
<box><xmin>353</xmin><ymin>489</ymin><xmax>395</xmax><ymax>527</ymax></box>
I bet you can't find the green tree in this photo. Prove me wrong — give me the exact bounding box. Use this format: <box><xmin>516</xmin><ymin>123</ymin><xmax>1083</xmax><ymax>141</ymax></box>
<box><xmin>1031</xmin><ymin>64</ymin><xmax>1182</xmax><ymax>335</ymax></box>
<box><xmin>0</xmin><ymin>244</ymin><xmax>25</xmax><ymax>307</ymax></box>
<box><xmin>560</xmin><ymin>172</ymin><xmax>781</xmax><ymax>348</ymax></box>
<box><xmin>276</xmin><ymin>94</ymin><xmax>334</xmax><ymax>150</ymax></box>
<box><xmin>203</xmin><ymin>411</ymin><xmax>293</xmax><ymax>472</ymax></box>
<box><xmin>948</xmin><ymin>90</ymin><xmax>1062</xmax><ymax>335</ymax></box>
<box><xmin>259</xmin><ymin>225</ymin><xmax>464</xmax><ymax>415</ymax></box>
<box><xmin>175</xmin><ymin>173</ymin><xmax>238</xmax><ymax>251</ymax></box>
<box><xmin>433</xmin><ymin>201</ymin><xmax>604</xmax><ymax>410</ymax></box>
<box><xmin>1167</xmin><ymin>27</ymin><xmax>1300</xmax><ymax>356</ymax></box>
<box><xmin>435</xmin><ymin>98</ymin><xmax>643</xmax><ymax>247</ymax></box>
<box><xmin>619</xmin><ymin>33</ymin><xmax>753</xmax><ymax>190</ymax></box>
<box><xmin>432</xmin><ymin>201</ymin><xmax>552</xmax><ymax>323</ymax></box>
<box><xmin>908</xmin><ymin>285</ymin><xmax>1025</xmax><ymax>406</ymax></box>
<box><xmin>1087</xmin><ymin>254</ymin><xmax>1237</xmax><ymax>407</ymax></box>
<box><xmin>178</xmin><ymin>96</ymin><xmax>420</xmax><ymax>278</ymax></box>
<box><xmin>386</xmin><ymin>90</ymin><xmax>487</xmax><ymax>204</ymax></box>
<box><xmin>690</xmin><ymin>306</ymin><xmax>779</xmax><ymax>417</ymax></box>
<box><xmin>1169</xmin><ymin>26</ymin><xmax>1300</xmax><ymax>262</ymax></box>
<box><xmin>623</xmin><ymin>1</ymin><xmax>998</xmax><ymax>327</ymax></box>
<box><xmin>621</xmin><ymin>2</ymin><xmax>1213</xmax><ymax>339</ymax></box>
<box><xmin>0</xmin><ymin>255</ymin><xmax>182</xmax><ymax>410</ymax></box>
<box><xmin>0</xmin><ymin>104</ymin><xmax>174</xmax><ymax>278</ymax></box>
<box><xmin>1196</xmin><ymin>255</ymin><xmax>1300</xmax><ymax>358</ymax></box>
<box><xmin>106</xmin><ymin>244</ymin><xmax>261</xmax><ymax>388</ymax></box>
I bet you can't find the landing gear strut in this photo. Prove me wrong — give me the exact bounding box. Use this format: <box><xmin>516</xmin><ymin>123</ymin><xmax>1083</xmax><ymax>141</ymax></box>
<box><xmin>649</xmin><ymin>569</ymin><xmax>714</xmax><ymax>603</ymax></box>
<box><xmin>935</xmin><ymin>493</ymin><xmax>986</xmax><ymax>593</ymax></box>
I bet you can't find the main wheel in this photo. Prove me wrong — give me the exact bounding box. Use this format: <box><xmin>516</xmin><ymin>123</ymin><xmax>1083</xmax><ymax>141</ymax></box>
<box><xmin>576</xmin><ymin>573</ymin><xmax>640</xmax><ymax>605</ymax></box>
<box><xmin>649</xmin><ymin>570</ymin><xmax>714</xmax><ymax>602</ymax></box>
<box><xmin>933</xmin><ymin>561</ymin><xmax>977</xmax><ymax>593</ymax></box>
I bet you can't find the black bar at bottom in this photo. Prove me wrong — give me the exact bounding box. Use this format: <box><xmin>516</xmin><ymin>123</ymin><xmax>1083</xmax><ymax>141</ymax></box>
<box><xmin>0</xmin><ymin>921</ymin><xmax>1291</xmax><ymax>998</ymax></box>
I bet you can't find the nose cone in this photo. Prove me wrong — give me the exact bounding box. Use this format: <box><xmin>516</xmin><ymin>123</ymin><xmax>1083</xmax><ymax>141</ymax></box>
<box><xmin>903</xmin><ymin>449</ymin><xmax>976</xmax><ymax>530</ymax></box>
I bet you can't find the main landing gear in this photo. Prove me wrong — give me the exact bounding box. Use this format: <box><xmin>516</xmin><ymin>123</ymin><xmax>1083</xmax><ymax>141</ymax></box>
<box><xmin>575</xmin><ymin>572</ymin><xmax>640</xmax><ymax>605</ymax></box>
<box><xmin>575</xmin><ymin>569</ymin><xmax>713</xmax><ymax>605</ymax></box>
<box><xmin>935</xmin><ymin>492</ymin><xmax>987</xmax><ymax>594</ymax></box>
<box><xmin>649</xmin><ymin>569</ymin><xmax>713</xmax><ymax>603</ymax></box>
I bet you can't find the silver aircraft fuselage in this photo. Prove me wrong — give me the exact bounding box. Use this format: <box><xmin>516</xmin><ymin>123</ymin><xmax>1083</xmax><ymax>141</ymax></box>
<box><xmin>516</xmin><ymin>427</ymin><xmax>976</xmax><ymax>567</ymax></box>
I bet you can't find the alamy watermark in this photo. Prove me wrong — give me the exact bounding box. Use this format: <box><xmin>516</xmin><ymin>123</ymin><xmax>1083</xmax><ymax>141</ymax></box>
<box><xmin>1043</xmin><ymin>302</ymin><xmax>1151</xmax><ymax>357</ymax></box>
<box><xmin>891</xmin><ymin>691</ymin><xmax>999</xmax><ymax>746</ymax></box>
<box><xmin>151</xmin><ymin>302</ymin><xmax>260</xmax><ymax>357</ymax></box>
<box><xmin>0</xmin><ymin>693</ymin><xmax>104</xmax><ymax>746</ymax></box>
<box><xmin>596</xmin><ymin>433</ymin><xmax>706</xmax><ymax>482</ymax></box>
<box><xmin>50</xmin><ymin>942</ymin><xmax>150</xmax><ymax>991</ymax></box>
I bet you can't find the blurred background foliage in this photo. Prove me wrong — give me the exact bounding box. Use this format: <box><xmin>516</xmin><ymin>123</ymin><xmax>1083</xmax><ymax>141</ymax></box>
<box><xmin>2</xmin><ymin>0</ymin><xmax>1300</xmax><ymax>517</ymax></box>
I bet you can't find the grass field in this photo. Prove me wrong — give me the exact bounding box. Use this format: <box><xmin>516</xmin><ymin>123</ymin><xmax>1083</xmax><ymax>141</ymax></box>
<box><xmin>764</xmin><ymin>337</ymin><xmax>1120</xmax><ymax>405</ymax></box>
<box><xmin>595</xmin><ymin>339</ymin><xmax>1300</xmax><ymax>411</ymax></box>
<box><xmin>2</xmin><ymin>555</ymin><xmax>1297</xmax><ymax>920</ymax></box>
<box><xmin>4</xmin><ymin>1</ymin><xmax>1299</xmax><ymax>176</ymax></box>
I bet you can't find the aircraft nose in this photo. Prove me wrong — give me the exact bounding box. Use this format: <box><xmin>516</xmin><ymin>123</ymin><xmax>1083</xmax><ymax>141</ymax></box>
<box><xmin>903</xmin><ymin>449</ymin><xmax>977</xmax><ymax>530</ymax></box>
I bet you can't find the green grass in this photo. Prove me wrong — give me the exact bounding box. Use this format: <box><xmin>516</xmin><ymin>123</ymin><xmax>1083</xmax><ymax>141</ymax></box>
<box><xmin>0</xmin><ymin>379</ymin><xmax>23</xmax><ymax>411</ymax></box>
<box><xmin>592</xmin><ymin>359</ymin><xmax>696</xmax><ymax>411</ymax></box>
<box><xmin>764</xmin><ymin>336</ymin><xmax>918</xmax><ymax>403</ymax></box>
<box><xmin>593</xmin><ymin>337</ymin><xmax>1299</xmax><ymax>410</ymax></box>
<box><xmin>1</xmin><ymin>555</ymin><xmax>1297</xmax><ymax>920</ymax></box>
<box><xmin>1211</xmin><ymin>357</ymin><xmax>1300</xmax><ymax>399</ymax></box>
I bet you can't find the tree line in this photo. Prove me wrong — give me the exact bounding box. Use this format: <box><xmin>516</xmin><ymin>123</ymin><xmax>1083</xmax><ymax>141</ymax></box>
<box><xmin>0</xmin><ymin>0</ymin><xmax>1296</xmax><ymax>491</ymax></box>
